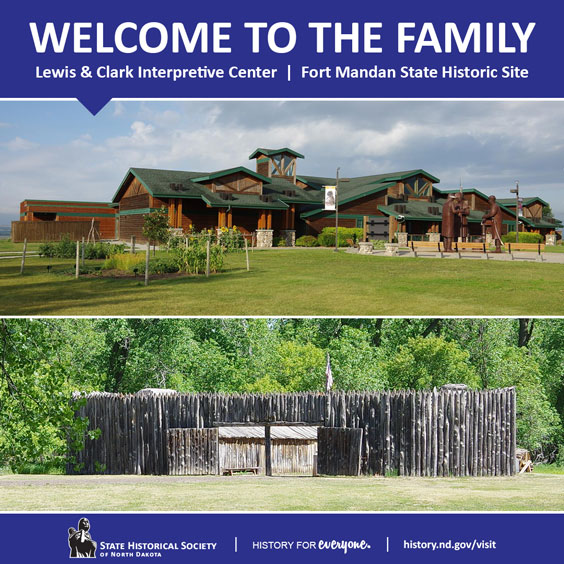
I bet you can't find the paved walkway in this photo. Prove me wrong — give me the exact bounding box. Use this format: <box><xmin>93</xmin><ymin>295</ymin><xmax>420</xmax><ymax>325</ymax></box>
<box><xmin>349</xmin><ymin>248</ymin><xmax>564</xmax><ymax>264</ymax></box>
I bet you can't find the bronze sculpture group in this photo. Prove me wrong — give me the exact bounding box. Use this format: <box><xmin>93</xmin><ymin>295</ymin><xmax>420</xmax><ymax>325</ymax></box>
<box><xmin>441</xmin><ymin>192</ymin><xmax>502</xmax><ymax>252</ymax></box>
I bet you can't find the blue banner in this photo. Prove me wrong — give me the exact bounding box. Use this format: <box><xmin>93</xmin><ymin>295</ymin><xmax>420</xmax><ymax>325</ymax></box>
<box><xmin>0</xmin><ymin>513</ymin><xmax>561</xmax><ymax>563</ymax></box>
<box><xmin>1</xmin><ymin>1</ymin><xmax>563</xmax><ymax>113</ymax></box>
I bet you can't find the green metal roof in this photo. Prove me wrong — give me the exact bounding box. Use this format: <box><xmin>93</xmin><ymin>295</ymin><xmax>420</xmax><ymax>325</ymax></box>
<box><xmin>201</xmin><ymin>191</ymin><xmax>288</xmax><ymax>210</ymax></box>
<box><xmin>23</xmin><ymin>199</ymin><xmax>113</xmax><ymax>206</ymax></box>
<box><xmin>265</xmin><ymin>177</ymin><xmax>324</xmax><ymax>204</ymax></box>
<box><xmin>298</xmin><ymin>169</ymin><xmax>438</xmax><ymax>218</ymax></box>
<box><xmin>191</xmin><ymin>166</ymin><xmax>271</xmax><ymax>185</ymax></box>
<box><xmin>115</xmin><ymin>166</ymin><xmax>443</xmax><ymax>217</ymax></box>
<box><xmin>497</xmin><ymin>196</ymin><xmax>550</xmax><ymax>207</ymax></box>
<box><xmin>113</xmin><ymin>167</ymin><xmax>289</xmax><ymax>211</ymax></box>
<box><xmin>519</xmin><ymin>215</ymin><xmax>563</xmax><ymax>229</ymax></box>
<box><xmin>378</xmin><ymin>198</ymin><xmax>505</xmax><ymax>224</ymax></box>
<box><xmin>248</xmin><ymin>147</ymin><xmax>305</xmax><ymax>160</ymax></box>
<box><xmin>435</xmin><ymin>187</ymin><xmax>490</xmax><ymax>200</ymax></box>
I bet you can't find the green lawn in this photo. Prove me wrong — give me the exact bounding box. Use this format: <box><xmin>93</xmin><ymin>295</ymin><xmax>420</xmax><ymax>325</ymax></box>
<box><xmin>0</xmin><ymin>473</ymin><xmax>562</xmax><ymax>511</ymax></box>
<box><xmin>0</xmin><ymin>240</ymin><xmax>42</xmax><ymax>252</ymax></box>
<box><xmin>1</xmin><ymin>249</ymin><xmax>564</xmax><ymax>315</ymax></box>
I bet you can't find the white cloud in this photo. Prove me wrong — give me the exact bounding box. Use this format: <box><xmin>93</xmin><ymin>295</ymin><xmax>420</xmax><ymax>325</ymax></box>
<box><xmin>2</xmin><ymin>136</ymin><xmax>38</xmax><ymax>151</ymax></box>
<box><xmin>1</xmin><ymin>101</ymin><xmax>563</xmax><ymax>222</ymax></box>
<box><xmin>112</xmin><ymin>101</ymin><xmax>125</xmax><ymax>117</ymax></box>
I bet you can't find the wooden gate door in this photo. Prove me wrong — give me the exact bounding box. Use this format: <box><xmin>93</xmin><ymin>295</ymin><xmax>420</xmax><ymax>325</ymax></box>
<box><xmin>365</xmin><ymin>216</ymin><xmax>389</xmax><ymax>240</ymax></box>
<box><xmin>317</xmin><ymin>427</ymin><xmax>363</xmax><ymax>476</ymax></box>
<box><xmin>167</xmin><ymin>428</ymin><xmax>219</xmax><ymax>475</ymax></box>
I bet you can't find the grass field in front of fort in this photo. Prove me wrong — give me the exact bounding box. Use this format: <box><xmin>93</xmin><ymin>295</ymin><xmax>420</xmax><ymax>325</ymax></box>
<box><xmin>1</xmin><ymin>248</ymin><xmax>564</xmax><ymax>315</ymax></box>
<box><xmin>0</xmin><ymin>472</ymin><xmax>563</xmax><ymax>511</ymax></box>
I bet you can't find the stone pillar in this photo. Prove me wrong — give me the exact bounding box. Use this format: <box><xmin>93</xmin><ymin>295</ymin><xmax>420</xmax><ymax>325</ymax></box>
<box><xmin>397</xmin><ymin>232</ymin><xmax>408</xmax><ymax>247</ymax></box>
<box><xmin>279</xmin><ymin>230</ymin><xmax>296</xmax><ymax>247</ymax></box>
<box><xmin>384</xmin><ymin>243</ymin><xmax>399</xmax><ymax>256</ymax></box>
<box><xmin>358</xmin><ymin>241</ymin><xmax>374</xmax><ymax>254</ymax></box>
<box><xmin>428</xmin><ymin>232</ymin><xmax>441</xmax><ymax>243</ymax></box>
<box><xmin>546</xmin><ymin>233</ymin><xmax>556</xmax><ymax>246</ymax></box>
<box><xmin>256</xmin><ymin>229</ymin><xmax>273</xmax><ymax>248</ymax></box>
<box><xmin>485</xmin><ymin>233</ymin><xmax>493</xmax><ymax>245</ymax></box>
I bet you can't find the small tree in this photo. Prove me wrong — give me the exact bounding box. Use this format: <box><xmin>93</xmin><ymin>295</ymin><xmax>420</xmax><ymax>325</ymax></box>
<box><xmin>142</xmin><ymin>208</ymin><xmax>171</xmax><ymax>255</ymax></box>
<box><xmin>542</xmin><ymin>204</ymin><xmax>554</xmax><ymax>219</ymax></box>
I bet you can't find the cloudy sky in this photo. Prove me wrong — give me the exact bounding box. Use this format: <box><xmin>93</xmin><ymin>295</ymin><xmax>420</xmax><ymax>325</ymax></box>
<box><xmin>0</xmin><ymin>100</ymin><xmax>563</xmax><ymax>225</ymax></box>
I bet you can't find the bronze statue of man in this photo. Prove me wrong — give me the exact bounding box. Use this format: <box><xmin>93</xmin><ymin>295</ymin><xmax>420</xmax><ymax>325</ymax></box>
<box><xmin>441</xmin><ymin>194</ymin><xmax>458</xmax><ymax>252</ymax></box>
<box><xmin>482</xmin><ymin>195</ymin><xmax>503</xmax><ymax>253</ymax></box>
<box><xmin>454</xmin><ymin>192</ymin><xmax>470</xmax><ymax>242</ymax></box>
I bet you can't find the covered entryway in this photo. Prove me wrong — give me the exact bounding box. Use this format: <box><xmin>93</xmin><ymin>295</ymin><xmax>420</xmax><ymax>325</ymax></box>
<box><xmin>218</xmin><ymin>426</ymin><xmax>317</xmax><ymax>475</ymax></box>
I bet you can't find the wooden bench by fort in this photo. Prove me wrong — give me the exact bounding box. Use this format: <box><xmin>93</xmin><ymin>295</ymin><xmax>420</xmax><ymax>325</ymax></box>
<box><xmin>222</xmin><ymin>466</ymin><xmax>261</xmax><ymax>476</ymax></box>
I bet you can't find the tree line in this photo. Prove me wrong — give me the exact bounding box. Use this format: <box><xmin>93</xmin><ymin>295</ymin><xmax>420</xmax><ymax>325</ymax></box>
<box><xmin>0</xmin><ymin>318</ymin><xmax>562</xmax><ymax>471</ymax></box>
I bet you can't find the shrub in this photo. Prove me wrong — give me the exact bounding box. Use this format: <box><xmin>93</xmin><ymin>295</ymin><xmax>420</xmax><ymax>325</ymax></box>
<box><xmin>317</xmin><ymin>227</ymin><xmax>363</xmax><ymax>247</ymax></box>
<box><xmin>173</xmin><ymin>239</ymin><xmax>224</xmax><ymax>274</ymax></box>
<box><xmin>272</xmin><ymin>237</ymin><xmax>286</xmax><ymax>247</ymax></box>
<box><xmin>502</xmin><ymin>231</ymin><xmax>544</xmax><ymax>244</ymax></box>
<box><xmin>146</xmin><ymin>258</ymin><xmax>180</xmax><ymax>275</ymax></box>
<box><xmin>102</xmin><ymin>253</ymin><xmax>145</xmax><ymax>271</ymax></box>
<box><xmin>39</xmin><ymin>236</ymin><xmax>123</xmax><ymax>259</ymax></box>
<box><xmin>295</xmin><ymin>235</ymin><xmax>319</xmax><ymax>247</ymax></box>
<box><xmin>84</xmin><ymin>242</ymin><xmax>124</xmax><ymax>259</ymax></box>
<box><xmin>38</xmin><ymin>241</ymin><xmax>57</xmax><ymax>257</ymax></box>
<box><xmin>39</xmin><ymin>234</ymin><xmax>76</xmax><ymax>258</ymax></box>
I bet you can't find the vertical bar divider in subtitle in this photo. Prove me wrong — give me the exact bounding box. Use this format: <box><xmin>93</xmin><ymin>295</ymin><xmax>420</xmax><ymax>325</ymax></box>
<box><xmin>387</xmin><ymin>537</ymin><xmax>389</xmax><ymax>553</ymax></box>
<box><xmin>287</xmin><ymin>65</ymin><xmax>291</xmax><ymax>81</ymax></box>
<box><xmin>235</xmin><ymin>536</ymin><xmax>238</xmax><ymax>552</ymax></box>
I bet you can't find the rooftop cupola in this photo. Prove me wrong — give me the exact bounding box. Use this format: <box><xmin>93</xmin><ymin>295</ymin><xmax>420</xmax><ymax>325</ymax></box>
<box><xmin>249</xmin><ymin>148</ymin><xmax>304</xmax><ymax>184</ymax></box>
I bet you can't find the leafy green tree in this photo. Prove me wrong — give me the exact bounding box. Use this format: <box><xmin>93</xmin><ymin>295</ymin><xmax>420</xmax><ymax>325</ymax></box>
<box><xmin>378</xmin><ymin>335</ymin><xmax>480</xmax><ymax>390</ymax></box>
<box><xmin>0</xmin><ymin>320</ymin><xmax>96</xmax><ymax>472</ymax></box>
<box><xmin>142</xmin><ymin>207</ymin><xmax>171</xmax><ymax>254</ymax></box>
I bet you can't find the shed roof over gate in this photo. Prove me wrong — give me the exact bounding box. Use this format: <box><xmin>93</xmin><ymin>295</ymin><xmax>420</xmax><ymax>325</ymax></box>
<box><xmin>219</xmin><ymin>426</ymin><xmax>318</xmax><ymax>440</ymax></box>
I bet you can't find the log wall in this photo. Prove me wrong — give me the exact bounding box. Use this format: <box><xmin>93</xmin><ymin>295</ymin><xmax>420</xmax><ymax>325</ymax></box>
<box><xmin>71</xmin><ymin>388</ymin><xmax>516</xmax><ymax>477</ymax></box>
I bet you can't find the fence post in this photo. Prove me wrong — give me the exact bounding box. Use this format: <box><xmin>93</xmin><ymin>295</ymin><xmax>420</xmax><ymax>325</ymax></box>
<box><xmin>144</xmin><ymin>245</ymin><xmax>150</xmax><ymax>286</ymax></box>
<box><xmin>19</xmin><ymin>238</ymin><xmax>27</xmax><ymax>275</ymax></box>
<box><xmin>245</xmin><ymin>237</ymin><xmax>250</xmax><ymax>271</ymax></box>
<box><xmin>75</xmin><ymin>240</ymin><xmax>80</xmax><ymax>279</ymax></box>
<box><xmin>81</xmin><ymin>236</ymin><xmax>85</xmax><ymax>267</ymax></box>
<box><xmin>131</xmin><ymin>235</ymin><xmax>136</xmax><ymax>254</ymax></box>
<box><xmin>265</xmin><ymin>424</ymin><xmax>272</xmax><ymax>476</ymax></box>
<box><xmin>206</xmin><ymin>236</ymin><xmax>211</xmax><ymax>278</ymax></box>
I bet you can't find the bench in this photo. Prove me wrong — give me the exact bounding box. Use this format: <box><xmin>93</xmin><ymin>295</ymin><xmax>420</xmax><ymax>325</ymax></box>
<box><xmin>454</xmin><ymin>242</ymin><xmax>487</xmax><ymax>252</ymax></box>
<box><xmin>222</xmin><ymin>466</ymin><xmax>260</xmax><ymax>476</ymax></box>
<box><xmin>453</xmin><ymin>241</ymin><xmax>490</xmax><ymax>259</ymax></box>
<box><xmin>506</xmin><ymin>242</ymin><xmax>545</xmax><ymax>262</ymax></box>
<box><xmin>409</xmin><ymin>240</ymin><xmax>444</xmax><ymax>257</ymax></box>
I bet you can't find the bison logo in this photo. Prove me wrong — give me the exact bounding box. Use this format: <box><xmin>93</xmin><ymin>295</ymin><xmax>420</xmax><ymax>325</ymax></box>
<box><xmin>68</xmin><ymin>517</ymin><xmax>97</xmax><ymax>558</ymax></box>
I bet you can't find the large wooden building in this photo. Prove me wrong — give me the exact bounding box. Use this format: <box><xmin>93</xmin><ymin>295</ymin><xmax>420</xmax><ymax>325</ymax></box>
<box><xmin>111</xmin><ymin>147</ymin><xmax>561</xmax><ymax>243</ymax></box>
<box><xmin>17</xmin><ymin>147</ymin><xmax>562</xmax><ymax>243</ymax></box>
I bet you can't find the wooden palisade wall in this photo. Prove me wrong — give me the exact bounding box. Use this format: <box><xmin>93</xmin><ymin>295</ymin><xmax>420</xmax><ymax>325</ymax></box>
<box><xmin>71</xmin><ymin>388</ymin><xmax>516</xmax><ymax>477</ymax></box>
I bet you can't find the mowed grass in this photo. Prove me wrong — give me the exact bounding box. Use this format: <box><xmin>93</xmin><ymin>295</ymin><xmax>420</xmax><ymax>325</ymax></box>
<box><xmin>1</xmin><ymin>249</ymin><xmax>564</xmax><ymax>315</ymax></box>
<box><xmin>0</xmin><ymin>473</ymin><xmax>563</xmax><ymax>511</ymax></box>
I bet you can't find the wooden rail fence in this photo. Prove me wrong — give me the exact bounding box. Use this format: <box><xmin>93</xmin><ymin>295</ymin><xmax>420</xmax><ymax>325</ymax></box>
<box><xmin>70</xmin><ymin>388</ymin><xmax>516</xmax><ymax>477</ymax></box>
